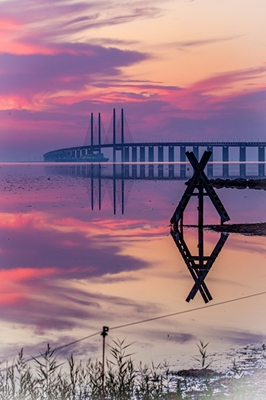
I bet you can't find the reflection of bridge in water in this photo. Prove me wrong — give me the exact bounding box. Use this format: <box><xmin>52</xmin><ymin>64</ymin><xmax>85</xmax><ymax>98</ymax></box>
<box><xmin>47</xmin><ymin>161</ymin><xmax>266</xmax><ymax>215</ymax></box>
<box><xmin>44</xmin><ymin>109</ymin><xmax>266</xmax><ymax>172</ymax></box>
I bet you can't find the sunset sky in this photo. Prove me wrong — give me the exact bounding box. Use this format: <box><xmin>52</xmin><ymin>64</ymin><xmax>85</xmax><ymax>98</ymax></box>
<box><xmin>0</xmin><ymin>0</ymin><xmax>266</xmax><ymax>161</ymax></box>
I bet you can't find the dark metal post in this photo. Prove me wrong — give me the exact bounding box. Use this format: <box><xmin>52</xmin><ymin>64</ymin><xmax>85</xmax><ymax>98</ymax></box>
<box><xmin>101</xmin><ymin>326</ymin><xmax>109</xmax><ymax>400</ymax></box>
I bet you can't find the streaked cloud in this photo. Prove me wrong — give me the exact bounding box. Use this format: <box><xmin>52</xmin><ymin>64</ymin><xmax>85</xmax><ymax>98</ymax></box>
<box><xmin>0</xmin><ymin>0</ymin><xmax>163</xmax><ymax>45</ymax></box>
<box><xmin>172</xmin><ymin>34</ymin><xmax>245</xmax><ymax>51</ymax></box>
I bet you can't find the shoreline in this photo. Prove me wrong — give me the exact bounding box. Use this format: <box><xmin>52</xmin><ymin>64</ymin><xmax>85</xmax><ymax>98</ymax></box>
<box><xmin>205</xmin><ymin>222</ymin><xmax>266</xmax><ymax>236</ymax></box>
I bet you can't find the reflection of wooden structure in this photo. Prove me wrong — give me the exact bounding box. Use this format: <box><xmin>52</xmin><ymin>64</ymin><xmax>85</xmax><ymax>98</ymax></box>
<box><xmin>170</xmin><ymin>151</ymin><xmax>230</xmax><ymax>303</ymax></box>
<box><xmin>171</xmin><ymin>225</ymin><xmax>228</xmax><ymax>303</ymax></box>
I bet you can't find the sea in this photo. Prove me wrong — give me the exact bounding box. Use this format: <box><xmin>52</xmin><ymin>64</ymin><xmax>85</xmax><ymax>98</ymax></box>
<box><xmin>0</xmin><ymin>161</ymin><xmax>266</xmax><ymax>374</ymax></box>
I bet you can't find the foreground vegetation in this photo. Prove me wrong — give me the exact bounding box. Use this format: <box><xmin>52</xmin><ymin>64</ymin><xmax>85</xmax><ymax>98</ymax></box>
<box><xmin>0</xmin><ymin>339</ymin><xmax>263</xmax><ymax>399</ymax></box>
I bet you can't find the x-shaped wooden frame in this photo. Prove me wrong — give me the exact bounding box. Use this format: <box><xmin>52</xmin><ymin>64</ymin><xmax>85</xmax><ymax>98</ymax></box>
<box><xmin>170</xmin><ymin>150</ymin><xmax>230</xmax><ymax>302</ymax></box>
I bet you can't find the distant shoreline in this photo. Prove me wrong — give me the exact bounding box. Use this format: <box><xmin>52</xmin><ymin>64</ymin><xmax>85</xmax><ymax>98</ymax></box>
<box><xmin>210</xmin><ymin>177</ymin><xmax>266</xmax><ymax>190</ymax></box>
<box><xmin>206</xmin><ymin>222</ymin><xmax>266</xmax><ymax>236</ymax></box>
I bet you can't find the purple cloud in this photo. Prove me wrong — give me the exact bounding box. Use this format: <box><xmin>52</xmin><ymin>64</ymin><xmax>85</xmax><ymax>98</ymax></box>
<box><xmin>0</xmin><ymin>45</ymin><xmax>149</xmax><ymax>96</ymax></box>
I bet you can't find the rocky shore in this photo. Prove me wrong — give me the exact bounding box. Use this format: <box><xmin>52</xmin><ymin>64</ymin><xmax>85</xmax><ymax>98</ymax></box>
<box><xmin>206</xmin><ymin>222</ymin><xmax>266</xmax><ymax>236</ymax></box>
<box><xmin>174</xmin><ymin>342</ymin><xmax>266</xmax><ymax>399</ymax></box>
<box><xmin>209</xmin><ymin>177</ymin><xmax>266</xmax><ymax>190</ymax></box>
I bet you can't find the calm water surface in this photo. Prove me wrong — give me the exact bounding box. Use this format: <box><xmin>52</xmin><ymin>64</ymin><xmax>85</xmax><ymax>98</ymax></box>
<box><xmin>0</xmin><ymin>162</ymin><xmax>266</xmax><ymax>370</ymax></box>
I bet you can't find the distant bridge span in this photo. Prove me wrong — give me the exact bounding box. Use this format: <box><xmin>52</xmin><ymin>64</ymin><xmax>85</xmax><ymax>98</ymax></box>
<box><xmin>44</xmin><ymin>109</ymin><xmax>266</xmax><ymax>166</ymax></box>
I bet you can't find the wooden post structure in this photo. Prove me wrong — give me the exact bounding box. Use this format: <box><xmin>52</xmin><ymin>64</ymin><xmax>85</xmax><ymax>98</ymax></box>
<box><xmin>170</xmin><ymin>151</ymin><xmax>230</xmax><ymax>302</ymax></box>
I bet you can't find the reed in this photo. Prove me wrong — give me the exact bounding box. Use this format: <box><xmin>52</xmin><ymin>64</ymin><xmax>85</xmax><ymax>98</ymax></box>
<box><xmin>0</xmin><ymin>340</ymin><xmax>254</xmax><ymax>399</ymax></box>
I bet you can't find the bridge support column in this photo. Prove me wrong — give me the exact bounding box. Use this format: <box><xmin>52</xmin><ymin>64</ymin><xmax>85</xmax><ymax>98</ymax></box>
<box><xmin>113</xmin><ymin>147</ymin><xmax>117</xmax><ymax>162</ymax></box>
<box><xmin>258</xmin><ymin>146</ymin><xmax>265</xmax><ymax>176</ymax></box>
<box><xmin>158</xmin><ymin>164</ymin><xmax>163</xmax><ymax>177</ymax></box>
<box><xmin>148</xmin><ymin>146</ymin><xmax>154</xmax><ymax>162</ymax></box>
<box><xmin>132</xmin><ymin>165</ymin><xmax>137</xmax><ymax>177</ymax></box>
<box><xmin>180</xmin><ymin>146</ymin><xmax>186</xmax><ymax>162</ymax></box>
<box><xmin>222</xmin><ymin>146</ymin><xmax>229</xmax><ymax>162</ymax></box>
<box><xmin>158</xmin><ymin>146</ymin><xmax>164</xmax><ymax>162</ymax></box>
<box><xmin>222</xmin><ymin>145</ymin><xmax>229</xmax><ymax>177</ymax></box>
<box><xmin>124</xmin><ymin>146</ymin><xmax>129</xmax><ymax>162</ymax></box>
<box><xmin>258</xmin><ymin>146</ymin><xmax>265</xmax><ymax>162</ymax></box>
<box><xmin>240</xmin><ymin>146</ymin><xmax>246</xmax><ymax>162</ymax></box>
<box><xmin>149</xmin><ymin>165</ymin><xmax>154</xmax><ymax>178</ymax></box>
<box><xmin>140</xmin><ymin>146</ymin><xmax>145</xmax><ymax>162</ymax></box>
<box><xmin>207</xmin><ymin>146</ymin><xmax>213</xmax><ymax>177</ymax></box>
<box><xmin>168</xmin><ymin>164</ymin><xmax>174</xmax><ymax>178</ymax></box>
<box><xmin>193</xmin><ymin>146</ymin><xmax>199</xmax><ymax>160</ymax></box>
<box><xmin>168</xmin><ymin>146</ymin><xmax>174</xmax><ymax>162</ymax></box>
<box><xmin>240</xmin><ymin>146</ymin><xmax>246</xmax><ymax>177</ymax></box>
<box><xmin>180</xmin><ymin>146</ymin><xmax>186</xmax><ymax>178</ymax></box>
<box><xmin>132</xmin><ymin>146</ymin><xmax>137</xmax><ymax>162</ymax></box>
<box><xmin>125</xmin><ymin>164</ymin><xmax>130</xmax><ymax>177</ymax></box>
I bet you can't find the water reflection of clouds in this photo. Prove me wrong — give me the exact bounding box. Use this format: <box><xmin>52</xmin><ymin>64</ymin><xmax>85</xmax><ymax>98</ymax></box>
<box><xmin>0</xmin><ymin>212</ymin><xmax>152</xmax><ymax>275</ymax></box>
<box><xmin>211</xmin><ymin>328</ymin><xmax>266</xmax><ymax>347</ymax></box>
<box><xmin>0</xmin><ymin>268</ymin><xmax>164</xmax><ymax>334</ymax></box>
<box><xmin>225</xmin><ymin>234</ymin><xmax>266</xmax><ymax>255</ymax></box>
<box><xmin>1</xmin><ymin>165</ymin><xmax>266</xmax><ymax>365</ymax></box>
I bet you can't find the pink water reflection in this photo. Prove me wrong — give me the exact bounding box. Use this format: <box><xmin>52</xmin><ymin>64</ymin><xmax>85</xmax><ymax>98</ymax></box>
<box><xmin>0</xmin><ymin>163</ymin><xmax>266</xmax><ymax>368</ymax></box>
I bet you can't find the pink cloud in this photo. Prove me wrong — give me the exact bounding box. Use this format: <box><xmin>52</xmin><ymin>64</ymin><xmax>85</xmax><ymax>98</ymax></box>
<box><xmin>0</xmin><ymin>267</ymin><xmax>58</xmax><ymax>282</ymax></box>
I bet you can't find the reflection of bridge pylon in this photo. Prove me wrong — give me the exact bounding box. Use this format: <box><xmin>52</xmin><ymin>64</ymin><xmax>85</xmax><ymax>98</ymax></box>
<box><xmin>170</xmin><ymin>151</ymin><xmax>230</xmax><ymax>303</ymax></box>
<box><xmin>84</xmin><ymin>164</ymin><xmax>133</xmax><ymax>215</ymax></box>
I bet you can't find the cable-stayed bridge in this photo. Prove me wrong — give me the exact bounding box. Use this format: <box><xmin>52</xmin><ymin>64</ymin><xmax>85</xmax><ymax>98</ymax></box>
<box><xmin>45</xmin><ymin>162</ymin><xmax>266</xmax><ymax>215</ymax></box>
<box><xmin>44</xmin><ymin>108</ymin><xmax>266</xmax><ymax>175</ymax></box>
